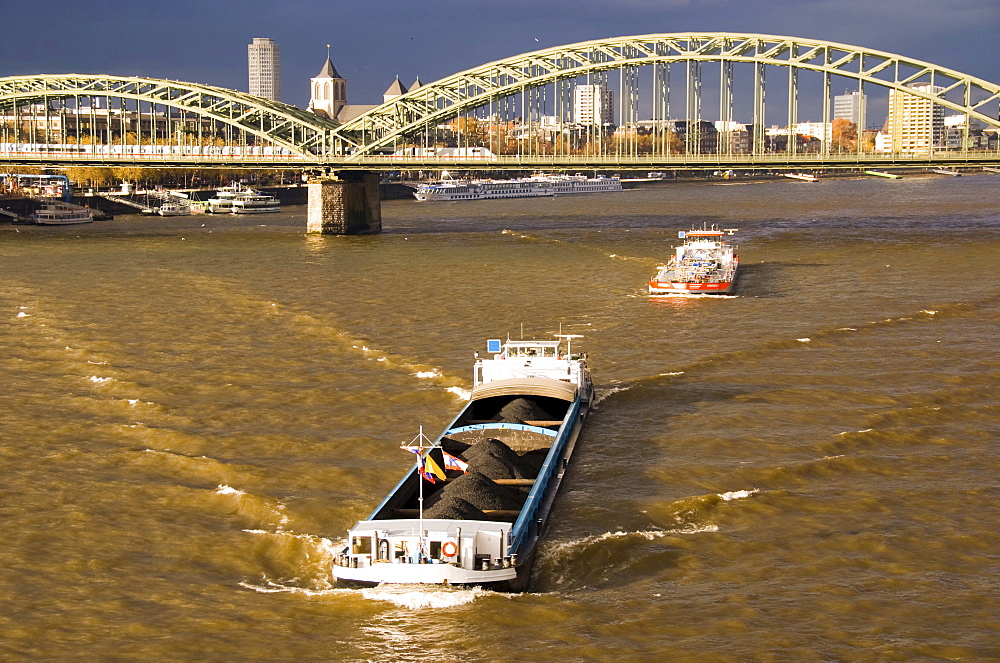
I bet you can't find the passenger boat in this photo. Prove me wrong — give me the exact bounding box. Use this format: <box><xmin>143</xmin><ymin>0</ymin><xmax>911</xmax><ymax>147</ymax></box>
<box><xmin>230</xmin><ymin>192</ymin><xmax>280</xmax><ymax>214</ymax></box>
<box><xmin>31</xmin><ymin>202</ymin><xmax>93</xmax><ymax>225</ymax></box>
<box><xmin>648</xmin><ymin>225</ymin><xmax>740</xmax><ymax>295</ymax></box>
<box><xmin>207</xmin><ymin>185</ymin><xmax>241</xmax><ymax>213</ymax></box>
<box><xmin>207</xmin><ymin>185</ymin><xmax>280</xmax><ymax>214</ymax></box>
<box><xmin>413</xmin><ymin>173</ymin><xmax>622</xmax><ymax>201</ymax></box>
<box><xmin>331</xmin><ymin>333</ymin><xmax>594</xmax><ymax>591</ymax></box>
<box><xmin>157</xmin><ymin>202</ymin><xmax>188</xmax><ymax>216</ymax></box>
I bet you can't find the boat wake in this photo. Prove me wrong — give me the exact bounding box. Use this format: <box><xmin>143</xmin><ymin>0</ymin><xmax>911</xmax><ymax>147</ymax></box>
<box><xmin>360</xmin><ymin>584</ymin><xmax>504</xmax><ymax>609</ymax></box>
<box><xmin>649</xmin><ymin>292</ymin><xmax>739</xmax><ymax>299</ymax></box>
<box><xmin>240</xmin><ymin>529</ymin><xmax>341</xmax><ymax>593</ymax></box>
<box><xmin>593</xmin><ymin>385</ymin><xmax>632</xmax><ymax>405</ymax></box>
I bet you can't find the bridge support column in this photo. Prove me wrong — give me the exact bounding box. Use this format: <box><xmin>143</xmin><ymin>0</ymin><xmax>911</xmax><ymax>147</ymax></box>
<box><xmin>306</xmin><ymin>172</ymin><xmax>381</xmax><ymax>235</ymax></box>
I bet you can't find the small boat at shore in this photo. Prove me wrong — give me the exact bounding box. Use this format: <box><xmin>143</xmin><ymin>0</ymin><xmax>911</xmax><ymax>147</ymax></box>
<box><xmin>31</xmin><ymin>202</ymin><xmax>93</xmax><ymax>225</ymax></box>
<box><xmin>331</xmin><ymin>332</ymin><xmax>594</xmax><ymax>591</ymax></box>
<box><xmin>865</xmin><ymin>170</ymin><xmax>903</xmax><ymax>179</ymax></box>
<box><xmin>649</xmin><ymin>225</ymin><xmax>740</xmax><ymax>295</ymax></box>
<box><xmin>783</xmin><ymin>173</ymin><xmax>818</xmax><ymax>182</ymax></box>
<box><xmin>157</xmin><ymin>202</ymin><xmax>188</xmax><ymax>216</ymax></box>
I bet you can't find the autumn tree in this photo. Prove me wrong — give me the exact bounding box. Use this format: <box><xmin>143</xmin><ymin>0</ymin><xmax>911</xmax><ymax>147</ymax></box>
<box><xmin>831</xmin><ymin>118</ymin><xmax>858</xmax><ymax>152</ymax></box>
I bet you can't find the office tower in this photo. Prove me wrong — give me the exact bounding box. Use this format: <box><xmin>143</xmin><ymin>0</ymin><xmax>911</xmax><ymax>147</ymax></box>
<box><xmin>886</xmin><ymin>83</ymin><xmax>944</xmax><ymax>154</ymax></box>
<box><xmin>834</xmin><ymin>90</ymin><xmax>865</xmax><ymax>125</ymax></box>
<box><xmin>573</xmin><ymin>85</ymin><xmax>614</xmax><ymax>126</ymax></box>
<box><xmin>248</xmin><ymin>38</ymin><xmax>280</xmax><ymax>102</ymax></box>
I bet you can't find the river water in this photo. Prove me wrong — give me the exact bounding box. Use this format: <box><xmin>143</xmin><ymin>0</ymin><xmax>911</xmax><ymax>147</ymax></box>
<box><xmin>2</xmin><ymin>175</ymin><xmax>998</xmax><ymax>661</ymax></box>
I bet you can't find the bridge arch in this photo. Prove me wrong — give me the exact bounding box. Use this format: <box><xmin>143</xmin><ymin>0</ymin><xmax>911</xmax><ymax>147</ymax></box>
<box><xmin>336</xmin><ymin>32</ymin><xmax>1000</xmax><ymax>158</ymax></box>
<box><xmin>0</xmin><ymin>74</ymin><xmax>338</xmax><ymax>158</ymax></box>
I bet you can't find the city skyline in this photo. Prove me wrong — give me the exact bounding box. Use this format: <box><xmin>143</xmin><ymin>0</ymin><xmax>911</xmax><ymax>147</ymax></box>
<box><xmin>1</xmin><ymin>0</ymin><xmax>997</xmax><ymax>113</ymax></box>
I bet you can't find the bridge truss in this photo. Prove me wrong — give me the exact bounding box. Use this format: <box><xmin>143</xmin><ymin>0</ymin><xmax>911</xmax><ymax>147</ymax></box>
<box><xmin>1</xmin><ymin>33</ymin><xmax>998</xmax><ymax>170</ymax></box>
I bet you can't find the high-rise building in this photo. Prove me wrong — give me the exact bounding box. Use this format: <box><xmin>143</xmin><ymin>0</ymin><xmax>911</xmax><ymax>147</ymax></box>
<box><xmin>573</xmin><ymin>85</ymin><xmax>613</xmax><ymax>126</ymax></box>
<box><xmin>248</xmin><ymin>38</ymin><xmax>280</xmax><ymax>102</ymax></box>
<box><xmin>834</xmin><ymin>90</ymin><xmax>865</xmax><ymax>125</ymax></box>
<box><xmin>885</xmin><ymin>83</ymin><xmax>944</xmax><ymax>154</ymax></box>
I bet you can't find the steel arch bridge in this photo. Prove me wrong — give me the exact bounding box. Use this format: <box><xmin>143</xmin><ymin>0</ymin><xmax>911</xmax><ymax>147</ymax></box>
<box><xmin>1</xmin><ymin>32</ymin><xmax>998</xmax><ymax>170</ymax></box>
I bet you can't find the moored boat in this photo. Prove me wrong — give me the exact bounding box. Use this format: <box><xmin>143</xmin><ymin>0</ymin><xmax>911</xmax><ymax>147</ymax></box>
<box><xmin>783</xmin><ymin>173</ymin><xmax>818</xmax><ymax>182</ymax></box>
<box><xmin>207</xmin><ymin>185</ymin><xmax>240</xmax><ymax>213</ymax></box>
<box><xmin>31</xmin><ymin>202</ymin><xmax>93</xmax><ymax>225</ymax></box>
<box><xmin>157</xmin><ymin>202</ymin><xmax>189</xmax><ymax>216</ymax></box>
<box><xmin>230</xmin><ymin>191</ymin><xmax>280</xmax><ymax>214</ymax></box>
<box><xmin>648</xmin><ymin>225</ymin><xmax>740</xmax><ymax>295</ymax></box>
<box><xmin>331</xmin><ymin>332</ymin><xmax>594</xmax><ymax>591</ymax></box>
<box><xmin>413</xmin><ymin>173</ymin><xmax>622</xmax><ymax>201</ymax></box>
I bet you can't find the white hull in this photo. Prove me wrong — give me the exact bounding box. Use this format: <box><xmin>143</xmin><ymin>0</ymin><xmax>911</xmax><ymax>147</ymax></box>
<box><xmin>231</xmin><ymin>205</ymin><xmax>280</xmax><ymax>214</ymax></box>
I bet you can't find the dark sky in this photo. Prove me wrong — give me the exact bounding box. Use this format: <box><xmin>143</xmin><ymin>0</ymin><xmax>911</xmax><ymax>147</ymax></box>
<box><xmin>2</xmin><ymin>0</ymin><xmax>997</xmax><ymax>118</ymax></box>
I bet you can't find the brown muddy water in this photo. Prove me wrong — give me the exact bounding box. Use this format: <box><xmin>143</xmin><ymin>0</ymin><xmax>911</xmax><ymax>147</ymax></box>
<box><xmin>2</xmin><ymin>174</ymin><xmax>998</xmax><ymax>661</ymax></box>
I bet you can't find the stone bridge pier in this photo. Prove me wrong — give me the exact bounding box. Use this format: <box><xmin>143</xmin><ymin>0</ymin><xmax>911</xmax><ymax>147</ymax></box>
<box><xmin>307</xmin><ymin>171</ymin><xmax>381</xmax><ymax>235</ymax></box>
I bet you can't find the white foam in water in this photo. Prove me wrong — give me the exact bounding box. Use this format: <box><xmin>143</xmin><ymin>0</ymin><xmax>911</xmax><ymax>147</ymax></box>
<box><xmin>660</xmin><ymin>371</ymin><xmax>685</xmax><ymax>377</ymax></box>
<box><xmin>361</xmin><ymin>585</ymin><xmax>494</xmax><ymax>609</ymax></box>
<box><xmin>796</xmin><ymin>338</ymin><xmax>811</xmax><ymax>343</ymax></box>
<box><xmin>921</xmin><ymin>310</ymin><xmax>938</xmax><ymax>315</ymax></box>
<box><xmin>593</xmin><ymin>385</ymin><xmax>631</xmax><ymax>405</ymax></box>
<box><xmin>649</xmin><ymin>292</ymin><xmax>738</xmax><ymax>299</ymax></box>
<box><xmin>413</xmin><ymin>370</ymin><xmax>442</xmax><ymax>379</ymax></box>
<box><xmin>239</xmin><ymin>580</ymin><xmax>350</xmax><ymax>597</ymax></box>
<box><xmin>89</xmin><ymin>376</ymin><xmax>113</xmax><ymax>383</ymax></box>
<box><xmin>447</xmin><ymin>386</ymin><xmax>472</xmax><ymax>400</ymax></box>
<box><xmin>216</xmin><ymin>484</ymin><xmax>244</xmax><ymax>496</ymax></box>
<box><xmin>17</xmin><ymin>311</ymin><xmax>29</xmax><ymax>318</ymax></box>
<box><xmin>719</xmin><ymin>488</ymin><xmax>759</xmax><ymax>501</ymax></box>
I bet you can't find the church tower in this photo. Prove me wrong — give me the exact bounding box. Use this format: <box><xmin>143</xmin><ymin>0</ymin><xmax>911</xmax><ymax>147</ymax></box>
<box><xmin>309</xmin><ymin>46</ymin><xmax>346</xmax><ymax>120</ymax></box>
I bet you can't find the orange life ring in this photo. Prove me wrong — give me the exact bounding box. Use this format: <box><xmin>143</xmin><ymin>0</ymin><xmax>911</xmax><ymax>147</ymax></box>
<box><xmin>441</xmin><ymin>541</ymin><xmax>458</xmax><ymax>557</ymax></box>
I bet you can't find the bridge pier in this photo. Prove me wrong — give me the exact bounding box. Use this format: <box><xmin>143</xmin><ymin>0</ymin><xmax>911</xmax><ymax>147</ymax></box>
<box><xmin>306</xmin><ymin>172</ymin><xmax>381</xmax><ymax>235</ymax></box>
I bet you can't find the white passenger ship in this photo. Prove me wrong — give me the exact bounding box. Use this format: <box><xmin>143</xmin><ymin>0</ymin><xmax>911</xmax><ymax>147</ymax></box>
<box><xmin>231</xmin><ymin>192</ymin><xmax>280</xmax><ymax>214</ymax></box>
<box><xmin>207</xmin><ymin>185</ymin><xmax>280</xmax><ymax>214</ymax></box>
<box><xmin>413</xmin><ymin>173</ymin><xmax>622</xmax><ymax>201</ymax></box>
<box><xmin>32</xmin><ymin>202</ymin><xmax>93</xmax><ymax>225</ymax></box>
<box><xmin>331</xmin><ymin>332</ymin><xmax>594</xmax><ymax>591</ymax></box>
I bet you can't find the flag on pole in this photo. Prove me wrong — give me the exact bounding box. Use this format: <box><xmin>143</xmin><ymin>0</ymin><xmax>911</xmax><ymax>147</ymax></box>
<box><xmin>403</xmin><ymin>446</ymin><xmax>437</xmax><ymax>484</ymax></box>
<box><xmin>424</xmin><ymin>453</ymin><xmax>447</xmax><ymax>481</ymax></box>
<box><xmin>442</xmin><ymin>451</ymin><xmax>470</xmax><ymax>473</ymax></box>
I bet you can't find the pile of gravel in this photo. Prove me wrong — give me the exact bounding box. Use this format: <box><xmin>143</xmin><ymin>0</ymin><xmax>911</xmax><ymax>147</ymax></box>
<box><xmin>423</xmin><ymin>495</ymin><xmax>487</xmax><ymax>520</ymax></box>
<box><xmin>495</xmin><ymin>398</ymin><xmax>552</xmax><ymax>423</ymax></box>
<box><xmin>465</xmin><ymin>437</ymin><xmax>534</xmax><ymax>480</ymax></box>
<box><xmin>439</xmin><ymin>470</ymin><xmax>527</xmax><ymax>512</ymax></box>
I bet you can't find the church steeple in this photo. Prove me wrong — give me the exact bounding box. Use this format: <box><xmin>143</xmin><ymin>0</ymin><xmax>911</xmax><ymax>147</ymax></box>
<box><xmin>383</xmin><ymin>76</ymin><xmax>408</xmax><ymax>103</ymax></box>
<box><xmin>309</xmin><ymin>45</ymin><xmax>346</xmax><ymax>120</ymax></box>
